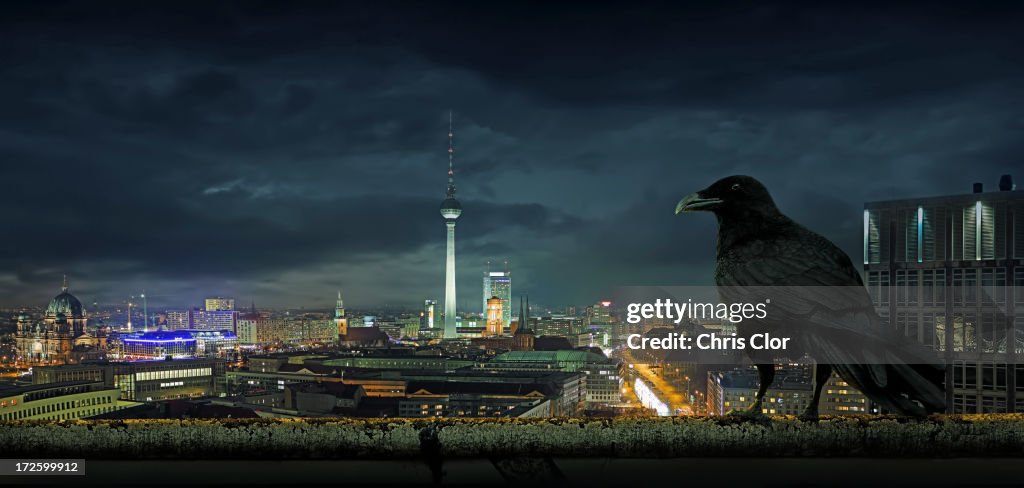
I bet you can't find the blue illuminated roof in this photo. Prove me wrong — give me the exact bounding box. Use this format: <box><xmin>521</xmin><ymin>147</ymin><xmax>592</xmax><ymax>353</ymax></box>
<box><xmin>123</xmin><ymin>330</ymin><xmax>197</xmax><ymax>343</ymax></box>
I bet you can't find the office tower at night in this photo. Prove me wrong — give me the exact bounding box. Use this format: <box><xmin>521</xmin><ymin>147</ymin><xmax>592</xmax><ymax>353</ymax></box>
<box><xmin>482</xmin><ymin>263</ymin><xmax>512</xmax><ymax>329</ymax></box>
<box><xmin>864</xmin><ymin>175</ymin><xmax>1023</xmax><ymax>413</ymax></box>
<box><xmin>166</xmin><ymin>309</ymin><xmax>192</xmax><ymax>330</ymax></box>
<box><xmin>586</xmin><ymin>301</ymin><xmax>616</xmax><ymax>347</ymax></box>
<box><xmin>422</xmin><ymin>299</ymin><xmax>436</xmax><ymax>329</ymax></box>
<box><xmin>204</xmin><ymin>297</ymin><xmax>235</xmax><ymax>311</ymax></box>
<box><xmin>193</xmin><ymin>309</ymin><xmax>237</xmax><ymax>331</ymax></box>
<box><xmin>440</xmin><ymin>111</ymin><xmax>462</xmax><ymax>339</ymax></box>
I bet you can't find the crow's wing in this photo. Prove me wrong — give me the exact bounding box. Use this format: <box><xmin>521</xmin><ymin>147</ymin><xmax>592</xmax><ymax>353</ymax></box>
<box><xmin>714</xmin><ymin>222</ymin><xmax>945</xmax><ymax>414</ymax></box>
<box><xmin>715</xmin><ymin>228</ymin><xmax>882</xmax><ymax>331</ymax></box>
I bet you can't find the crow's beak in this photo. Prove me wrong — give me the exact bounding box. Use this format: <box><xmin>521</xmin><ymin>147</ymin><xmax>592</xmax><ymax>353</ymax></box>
<box><xmin>675</xmin><ymin>192</ymin><xmax>722</xmax><ymax>214</ymax></box>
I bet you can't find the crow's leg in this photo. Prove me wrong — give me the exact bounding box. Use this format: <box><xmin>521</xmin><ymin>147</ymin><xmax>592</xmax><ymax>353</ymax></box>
<box><xmin>800</xmin><ymin>363</ymin><xmax>832</xmax><ymax>421</ymax></box>
<box><xmin>729</xmin><ymin>362</ymin><xmax>775</xmax><ymax>419</ymax></box>
<box><xmin>748</xmin><ymin>362</ymin><xmax>775</xmax><ymax>414</ymax></box>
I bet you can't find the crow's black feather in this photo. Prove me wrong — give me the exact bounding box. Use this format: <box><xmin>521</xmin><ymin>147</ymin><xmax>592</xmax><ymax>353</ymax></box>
<box><xmin>679</xmin><ymin>175</ymin><xmax>945</xmax><ymax>416</ymax></box>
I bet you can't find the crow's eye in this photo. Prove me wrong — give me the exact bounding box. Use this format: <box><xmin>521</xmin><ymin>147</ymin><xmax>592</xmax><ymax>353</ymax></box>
<box><xmin>730</xmin><ymin>183</ymin><xmax>741</xmax><ymax>191</ymax></box>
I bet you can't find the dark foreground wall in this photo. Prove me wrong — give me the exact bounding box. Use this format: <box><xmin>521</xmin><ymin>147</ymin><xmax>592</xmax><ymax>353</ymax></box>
<box><xmin>2</xmin><ymin>415</ymin><xmax>1024</xmax><ymax>459</ymax></box>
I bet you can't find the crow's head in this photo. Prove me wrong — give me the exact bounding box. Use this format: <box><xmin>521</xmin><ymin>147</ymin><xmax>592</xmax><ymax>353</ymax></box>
<box><xmin>675</xmin><ymin>175</ymin><xmax>778</xmax><ymax>217</ymax></box>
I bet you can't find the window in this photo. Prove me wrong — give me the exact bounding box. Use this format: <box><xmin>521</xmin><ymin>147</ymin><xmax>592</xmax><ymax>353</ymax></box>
<box><xmin>953</xmin><ymin>313</ymin><xmax>977</xmax><ymax>353</ymax></box>
<box><xmin>979</xmin><ymin>312</ymin><xmax>1006</xmax><ymax>353</ymax></box>
<box><xmin>953</xmin><ymin>269</ymin><xmax>978</xmax><ymax>306</ymax></box>
<box><xmin>925</xmin><ymin>313</ymin><xmax>946</xmax><ymax>351</ymax></box>
<box><xmin>896</xmin><ymin>208</ymin><xmax>918</xmax><ymax>263</ymax></box>
<box><xmin>981</xmin><ymin>362</ymin><xmax>1007</xmax><ymax>391</ymax></box>
<box><xmin>1016</xmin><ymin>270</ymin><xmax>1024</xmax><ymax>305</ymax></box>
<box><xmin>922</xmin><ymin>270</ymin><xmax>945</xmax><ymax>307</ymax></box>
<box><xmin>864</xmin><ymin>209</ymin><xmax>890</xmax><ymax>264</ymax></box>
<box><xmin>896</xmin><ymin>270</ymin><xmax>919</xmax><ymax>306</ymax></box>
<box><xmin>981</xmin><ymin>268</ymin><xmax>1007</xmax><ymax>306</ymax></box>
<box><xmin>868</xmin><ymin>271</ymin><xmax>890</xmax><ymax>307</ymax></box>
<box><xmin>921</xmin><ymin>206</ymin><xmax>947</xmax><ymax>262</ymax></box>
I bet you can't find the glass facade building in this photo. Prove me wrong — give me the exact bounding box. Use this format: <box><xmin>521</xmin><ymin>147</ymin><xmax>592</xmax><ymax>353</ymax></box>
<box><xmin>482</xmin><ymin>270</ymin><xmax>512</xmax><ymax>329</ymax></box>
<box><xmin>864</xmin><ymin>179</ymin><xmax>1023</xmax><ymax>412</ymax></box>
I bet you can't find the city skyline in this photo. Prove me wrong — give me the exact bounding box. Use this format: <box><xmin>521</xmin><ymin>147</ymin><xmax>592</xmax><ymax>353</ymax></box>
<box><xmin>2</xmin><ymin>3</ymin><xmax>1023</xmax><ymax>309</ymax></box>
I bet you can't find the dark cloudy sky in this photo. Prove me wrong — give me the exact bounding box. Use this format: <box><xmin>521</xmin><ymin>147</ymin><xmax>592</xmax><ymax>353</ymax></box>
<box><xmin>2</xmin><ymin>2</ymin><xmax>1022</xmax><ymax>311</ymax></box>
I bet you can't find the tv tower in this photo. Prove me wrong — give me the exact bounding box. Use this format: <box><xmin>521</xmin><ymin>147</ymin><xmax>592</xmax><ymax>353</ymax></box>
<box><xmin>439</xmin><ymin>111</ymin><xmax>462</xmax><ymax>339</ymax></box>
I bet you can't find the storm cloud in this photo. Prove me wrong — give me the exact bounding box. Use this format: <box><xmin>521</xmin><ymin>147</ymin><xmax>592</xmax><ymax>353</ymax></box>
<box><xmin>1</xmin><ymin>1</ymin><xmax>1021</xmax><ymax>310</ymax></box>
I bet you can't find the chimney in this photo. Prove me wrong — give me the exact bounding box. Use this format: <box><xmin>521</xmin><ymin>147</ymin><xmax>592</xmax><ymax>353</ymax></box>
<box><xmin>973</xmin><ymin>182</ymin><xmax>984</xmax><ymax>193</ymax></box>
<box><xmin>999</xmin><ymin>174</ymin><xmax>1014</xmax><ymax>191</ymax></box>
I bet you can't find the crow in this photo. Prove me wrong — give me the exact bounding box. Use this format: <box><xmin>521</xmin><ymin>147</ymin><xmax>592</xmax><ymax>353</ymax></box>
<box><xmin>676</xmin><ymin>175</ymin><xmax>945</xmax><ymax>418</ymax></box>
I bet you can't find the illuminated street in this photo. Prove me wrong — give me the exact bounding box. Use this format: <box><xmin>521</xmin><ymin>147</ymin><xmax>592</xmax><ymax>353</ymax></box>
<box><xmin>617</xmin><ymin>348</ymin><xmax>692</xmax><ymax>416</ymax></box>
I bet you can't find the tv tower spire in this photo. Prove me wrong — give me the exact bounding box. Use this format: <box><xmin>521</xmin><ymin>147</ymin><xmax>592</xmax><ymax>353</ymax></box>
<box><xmin>440</xmin><ymin>110</ymin><xmax>463</xmax><ymax>339</ymax></box>
<box><xmin>447</xmin><ymin>110</ymin><xmax>456</xmax><ymax>197</ymax></box>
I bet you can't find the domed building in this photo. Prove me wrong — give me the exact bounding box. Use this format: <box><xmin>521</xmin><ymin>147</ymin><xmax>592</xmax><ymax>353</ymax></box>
<box><xmin>15</xmin><ymin>278</ymin><xmax>90</xmax><ymax>365</ymax></box>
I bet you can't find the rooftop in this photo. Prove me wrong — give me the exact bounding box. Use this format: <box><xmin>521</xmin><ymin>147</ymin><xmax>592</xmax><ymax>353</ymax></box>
<box><xmin>492</xmin><ymin>350</ymin><xmax>611</xmax><ymax>364</ymax></box>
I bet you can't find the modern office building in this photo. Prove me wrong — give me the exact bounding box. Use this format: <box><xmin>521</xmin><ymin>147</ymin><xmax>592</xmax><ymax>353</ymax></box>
<box><xmin>107</xmin><ymin>330</ymin><xmax>237</xmax><ymax>360</ymax></box>
<box><xmin>440</xmin><ymin>112</ymin><xmax>462</xmax><ymax>339</ymax></box>
<box><xmin>535</xmin><ymin>315</ymin><xmax>580</xmax><ymax>338</ymax></box>
<box><xmin>820</xmin><ymin>373</ymin><xmax>871</xmax><ymax>415</ymax></box>
<box><xmin>482</xmin><ymin>350</ymin><xmax>623</xmax><ymax>407</ymax></box>
<box><xmin>347</xmin><ymin>368</ymin><xmax>585</xmax><ymax>416</ymax></box>
<box><xmin>0</xmin><ymin>381</ymin><xmax>133</xmax><ymax>421</ymax></box>
<box><xmin>706</xmin><ymin>367</ymin><xmax>814</xmax><ymax>416</ymax></box>
<box><xmin>165</xmin><ymin>309</ymin><xmax>193</xmax><ymax>330</ymax></box>
<box><xmin>235</xmin><ymin>313</ymin><xmax>288</xmax><ymax>345</ymax></box>
<box><xmin>118</xmin><ymin>330</ymin><xmax>198</xmax><ymax>360</ymax></box>
<box><xmin>864</xmin><ymin>175</ymin><xmax>1023</xmax><ymax>413</ymax></box>
<box><xmin>585</xmin><ymin>301</ymin><xmax>616</xmax><ymax>347</ymax></box>
<box><xmin>204</xmin><ymin>297</ymin><xmax>235</xmax><ymax>312</ymax></box>
<box><xmin>33</xmin><ymin>358</ymin><xmax>224</xmax><ymax>402</ymax></box>
<box><xmin>193</xmin><ymin>309</ymin><xmax>237</xmax><ymax>331</ymax></box>
<box><xmin>422</xmin><ymin>300</ymin><xmax>436</xmax><ymax>330</ymax></box>
<box><xmin>482</xmin><ymin>266</ymin><xmax>512</xmax><ymax>328</ymax></box>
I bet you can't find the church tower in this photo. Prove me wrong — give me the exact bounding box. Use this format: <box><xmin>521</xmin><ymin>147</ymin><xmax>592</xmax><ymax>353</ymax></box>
<box><xmin>335</xmin><ymin>290</ymin><xmax>348</xmax><ymax>337</ymax></box>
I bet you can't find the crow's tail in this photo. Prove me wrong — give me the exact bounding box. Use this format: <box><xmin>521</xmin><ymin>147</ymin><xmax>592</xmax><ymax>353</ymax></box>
<box><xmin>807</xmin><ymin>328</ymin><xmax>946</xmax><ymax>416</ymax></box>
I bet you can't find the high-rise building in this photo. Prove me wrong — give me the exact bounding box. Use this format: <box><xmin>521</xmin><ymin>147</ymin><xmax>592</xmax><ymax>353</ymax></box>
<box><xmin>204</xmin><ymin>297</ymin><xmax>235</xmax><ymax>311</ymax></box>
<box><xmin>193</xmin><ymin>309</ymin><xmax>237</xmax><ymax>331</ymax></box>
<box><xmin>482</xmin><ymin>264</ymin><xmax>512</xmax><ymax>329</ymax></box>
<box><xmin>535</xmin><ymin>315</ymin><xmax>579</xmax><ymax>338</ymax></box>
<box><xmin>440</xmin><ymin>111</ymin><xmax>462</xmax><ymax>339</ymax></box>
<box><xmin>485</xmin><ymin>296</ymin><xmax>504</xmax><ymax>336</ymax></box>
<box><xmin>236</xmin><ymin>312</ymin><xmax>260</xmax><ymax>345</ymax></box>
<box><xmin>422</xmin><ymin>300</ymin><xmax>436</xmax><ymax>329</ymax></box>
<box><xmin>864</xmin><ymin>174</ymin><xmax>1023</xmax><ymax>413</ymax></box>
<box><xmin>166</xmin><ymin>309</ymin><xmax>193</xmax><ymax>330</ymax></box>
<box><xmin>586</xmin><ymin>301</ymin><xmax>616</xmax><ymax>347</ymax></box>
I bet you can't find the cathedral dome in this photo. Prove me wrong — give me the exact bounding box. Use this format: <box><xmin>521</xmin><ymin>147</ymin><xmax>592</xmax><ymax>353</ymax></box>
<box><xmin>46</xmin><ymin>290</ymin><xmax>84</xmax><ymax>318</ymax></box>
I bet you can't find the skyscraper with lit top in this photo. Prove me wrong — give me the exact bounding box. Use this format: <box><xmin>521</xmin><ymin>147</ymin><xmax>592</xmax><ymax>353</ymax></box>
<box><xmin>440</xmin><ymin>111</ymin><xmax>462</xmax><ymax>339</ymax></box>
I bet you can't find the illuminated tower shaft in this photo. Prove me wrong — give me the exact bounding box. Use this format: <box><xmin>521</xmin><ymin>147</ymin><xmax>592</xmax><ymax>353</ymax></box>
<box><xmin>444</xmin><ymin>220</ymin><xmax>457</xmax><ymax>337</ymax></box>
<box><xmin>439</xmin><ymin>111</ymin><xmax>462</xmax><ymax>339</ymax></box>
